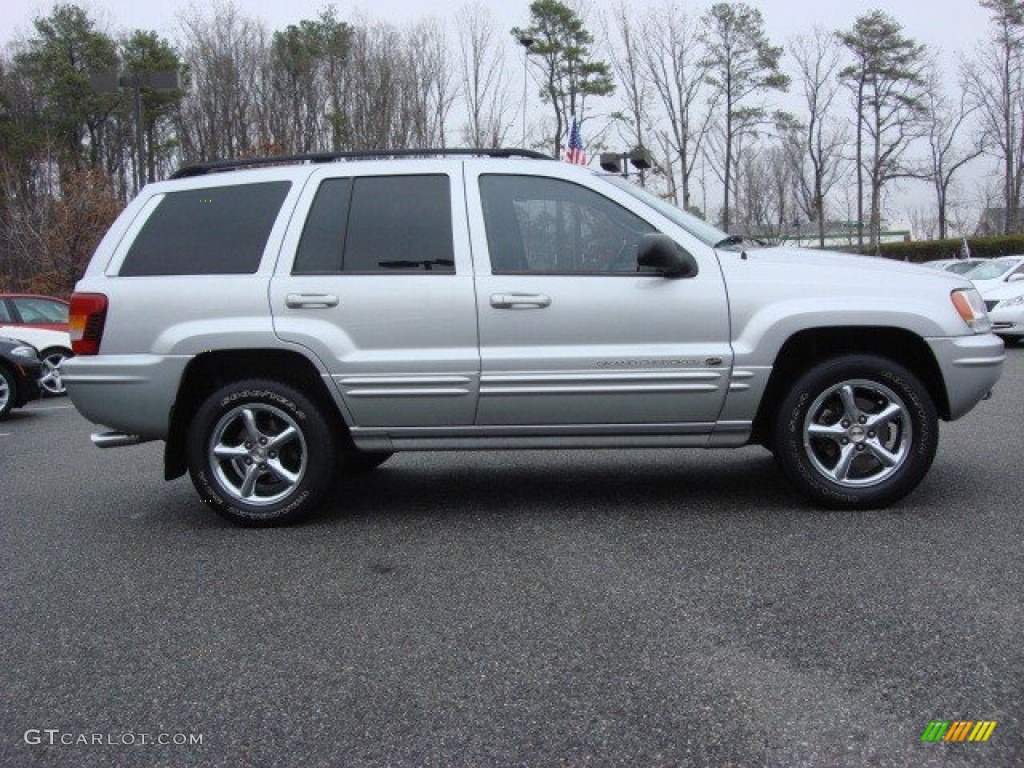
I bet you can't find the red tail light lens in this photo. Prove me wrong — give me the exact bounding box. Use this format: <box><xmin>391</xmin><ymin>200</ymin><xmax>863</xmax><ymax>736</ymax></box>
<box><xmin>69</xmin><ymin>293</ymin><xmax>109</xmax><ymax>355</ymax></box>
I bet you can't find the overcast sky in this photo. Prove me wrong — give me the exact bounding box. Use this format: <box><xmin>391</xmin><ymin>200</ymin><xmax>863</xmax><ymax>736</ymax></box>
<box><xmin>1</xmin><ymin>0</ymin><xmax>995</xmax><ymax>62</ymax></box>
<box><xmin>0</xmin><ymin>1</ymin><xmax>1001</xmax><ymax>229</ymax></box>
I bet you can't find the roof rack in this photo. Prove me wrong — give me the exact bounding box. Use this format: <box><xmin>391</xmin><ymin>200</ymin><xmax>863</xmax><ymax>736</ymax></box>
<box><xmin>170</xmin><ymin>148</ymin><xmax>553</xmax><ymax>179</ymax></box>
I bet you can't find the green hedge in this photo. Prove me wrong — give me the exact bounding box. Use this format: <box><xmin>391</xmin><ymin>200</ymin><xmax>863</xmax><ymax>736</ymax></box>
<box><xmin>852</xmin><ymin>236</ymin><xmax>1024</xmax><ymax>263</ymax></box>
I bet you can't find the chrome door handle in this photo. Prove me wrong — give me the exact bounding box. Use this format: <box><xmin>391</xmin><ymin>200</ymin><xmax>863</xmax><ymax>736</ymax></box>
<box><xmin>285</xmin><ymin>293</ymin><xmax>339</xmax><ymax>308</ymax></box>
<box><xmin>489</xmin><ymin>293</ymin><xmax>552</xmax><ymax>309</ymax></box>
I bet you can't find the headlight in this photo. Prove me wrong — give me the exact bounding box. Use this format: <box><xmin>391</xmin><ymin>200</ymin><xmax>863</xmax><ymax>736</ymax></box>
<box><xmin>996</xmin><ymin>294</ymin><xmax>1024</xmax><ymax>308</ymax></box>
<box><xmin>951</xmin><ymin>288</ymin><xmax>992</xmax><ymax>333</ymax></box>
<box><xmin>10</xmin><ymin>345</ymin><xmax>38</xmax><ymax>359</ymax></box>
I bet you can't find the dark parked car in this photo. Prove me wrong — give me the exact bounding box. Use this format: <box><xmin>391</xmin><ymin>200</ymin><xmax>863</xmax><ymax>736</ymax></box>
<box><xmin>0</xmin><ymin>293</ymin><xmax>70</xmax><ymax>331</ymax></box>
<box><xmin>0</xmin><ymin>336</ymin><xmax>44</xmax><ymax>418</ymax></box>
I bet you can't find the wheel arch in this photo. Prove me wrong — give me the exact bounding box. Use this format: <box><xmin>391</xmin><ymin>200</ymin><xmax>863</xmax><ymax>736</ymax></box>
<box><xmin>39</xmin><ymin>345</ymin><xmax>73</xmax><ymax>357</ymax></box>
<box><xmin>164</xmin><ymin>348</ymin><xmax>350</xmax><ymax>480</ymax></box>
<box><xmin>751</xmin><ymin>326</ymin><xmax>950</xmax><ymax>446</ymax></box>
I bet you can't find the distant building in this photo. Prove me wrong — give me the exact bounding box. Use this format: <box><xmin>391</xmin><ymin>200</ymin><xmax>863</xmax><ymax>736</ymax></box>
<box><xmin>975</xmin><ymin>208</ymin><xmax>1024</xmax><ymax>236</ymax></box>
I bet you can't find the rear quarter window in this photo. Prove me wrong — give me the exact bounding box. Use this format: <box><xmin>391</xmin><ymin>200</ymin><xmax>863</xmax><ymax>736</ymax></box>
<box><xmin>119</xmin><ymin>181</ymin><xmax>291</xmax><ymax>276</ymax></box>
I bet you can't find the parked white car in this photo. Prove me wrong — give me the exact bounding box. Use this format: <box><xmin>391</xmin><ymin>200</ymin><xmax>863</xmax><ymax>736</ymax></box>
<box><xmin>965</xmin><ymin>255</ymin><xmax>1024</xmax><ymax>291</ymax></box>
<box><xmin>980</xmin><ymin>282</ymin><xmax>1024</xmax><ymax>343</ymax></box>
<box><xmin>0</xmin><ymin>325</ymin><xmax>73</xmax><ymax>395</ymax></box>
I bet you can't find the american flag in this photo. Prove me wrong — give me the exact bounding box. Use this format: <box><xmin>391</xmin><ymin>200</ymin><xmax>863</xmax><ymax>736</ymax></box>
<box><xmin>565</xmin><ymin>117</ymin><xmax>586</xmax><ymax>165</ymax></box>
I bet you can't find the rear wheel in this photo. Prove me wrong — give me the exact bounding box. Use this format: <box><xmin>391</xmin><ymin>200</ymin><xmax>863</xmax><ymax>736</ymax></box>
<box><xmin>186</xmin><ymin>379</ymin><xmax>336</xmax><ymax>526</ymax></box>
<box><xmin>773</xmin><ymin>355</ymin><xmax>938</xmax><ymax>509</ymax></box>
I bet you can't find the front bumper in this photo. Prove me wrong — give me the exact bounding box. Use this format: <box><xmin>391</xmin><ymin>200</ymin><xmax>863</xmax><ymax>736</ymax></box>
<box><xmin>989</xmin><ymin>305</ymin><xmax>1024</xmax><ymax>338</ymax></box>
<box><xmin>17</xmin><ymin>359</ymin><xmax>44</xmax><ymax>405</ymax></box>
<box><xmin>926</xmin><ymin>333</ymin><xmax>1005</xmax><ymax>420</ymax></box>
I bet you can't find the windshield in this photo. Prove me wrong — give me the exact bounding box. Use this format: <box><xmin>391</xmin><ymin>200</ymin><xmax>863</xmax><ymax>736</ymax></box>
<box><xmin>966</xmin><ymin>257</ymin><xmax>1023</xmax><ymax>281</ymax></box>
<box><xmin>945</xmin><ymin>260</ymin><xmax>982</xmax><ymax>274</ymax></box>
<box><xmin>604</xmin><ymin>176</ymin><xmax>729</xmax><ymax>247</ymax></box>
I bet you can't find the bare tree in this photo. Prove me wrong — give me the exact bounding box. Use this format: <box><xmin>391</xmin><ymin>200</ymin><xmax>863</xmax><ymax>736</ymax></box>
<box><xmin>404</xmin><ymin>19</ymin><xmax>456</xmax><ymax>147</ymax></box>
<box><xmin>0</xmin><ymin>163</ymin><xmax>120</xmax><ymax>294</ymax></box>
<box><xmin>786</xmin><ymin>28</ymin><xmax>849</xmax><ymax>246</ymax></box>
<box><xmin>965</xmin><ymin>0</ymin><xmax>1024</xmax><ymax>233</ymax></box>
<box><xmin>908</xmin><ymin>206</ymin><xmax>938</xmax><ymax>240</ymax></box>
<box><xmin>922</xmin><ymin>61</ymin><xmax>985</xmax><ymax>238</ymax></box>
<box><xmin>734</xmin><ymin>140</ymin><xmax>793</xmax><ymax>241</ymax></box>
<box><xmin>641</xmin><ymin>4</ymin><xmax>715</xmax><ymax>210</ymax></box>
<box><xmin>456</xmin><ymin>2</ymin><xmax>513</xmax><ymax>148</ymax></box>
<box><xmin>343</xmin><ymin>21</ymin><xmax>402</xmax><ymax>149</ymax></box>
<box><xmin>176</xmin><ymin>1</ymin><xmax>272</xmax><ymax>161</ymax></box>
<box><xmin>606</xmin><ymin>3</ymin><xmax>653</xmax><ymax>181</ymax></box>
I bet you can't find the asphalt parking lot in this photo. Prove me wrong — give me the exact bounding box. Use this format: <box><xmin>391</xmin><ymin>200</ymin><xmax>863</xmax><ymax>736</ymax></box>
<box><xmin>1</xmin><ymin>347</ymin><xmax>1021</xmax><ymax>767</ymax></box>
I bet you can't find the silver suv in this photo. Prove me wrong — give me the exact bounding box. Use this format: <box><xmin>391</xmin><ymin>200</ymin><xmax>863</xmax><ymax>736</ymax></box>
<box><xmin>63</xmin><ymin>149</ymin><xmax>1004</xmax><ymax>525</ymax></box>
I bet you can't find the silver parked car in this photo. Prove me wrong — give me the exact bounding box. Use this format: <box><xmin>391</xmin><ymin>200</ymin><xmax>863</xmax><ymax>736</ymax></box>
<box><xmin>921</xmin><ymin>257</ymin><xmax>986</xmax><ymax>275</ymax></box>
<box><xmin>62</xmin><ymin>150</ymin><xmax>1004</xmax><ymax>525</ymax></box>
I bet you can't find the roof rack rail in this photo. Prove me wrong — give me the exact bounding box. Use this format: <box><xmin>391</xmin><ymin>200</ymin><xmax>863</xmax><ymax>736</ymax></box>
<box><xmin>170</xmin><ymin>147</ymin><xmax>553</xmax><ymax>179</ymax></box>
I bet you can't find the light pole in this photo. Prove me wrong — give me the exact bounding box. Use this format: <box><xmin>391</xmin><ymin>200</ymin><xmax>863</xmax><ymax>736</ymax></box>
<box><xmin>90</xmin><ymin>69</ymin><xmax>180</xmax><ymax>192</ymax></box>
<box><xmin>517</xmin><ymin>36</ymin><xmax>534</xmax><ymax>149</ymax></box>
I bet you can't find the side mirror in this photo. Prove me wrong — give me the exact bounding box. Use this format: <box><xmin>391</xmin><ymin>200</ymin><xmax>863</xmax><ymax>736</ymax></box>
<box><xmin>1007</xmin><ymin>272</ymin><xmax>1024</xmax><ymax>283</ymax></box>
<box><xmin>636</xmin><ymin>233</ymin><xmax>698</xmax><ymax>278</ymax></box>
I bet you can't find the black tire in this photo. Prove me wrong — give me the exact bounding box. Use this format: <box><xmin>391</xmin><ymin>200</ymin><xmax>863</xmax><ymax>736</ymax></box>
<box><xmin>773</xmin><ymin>354</ymin><xmax>938</xmax><ymax>509</ymax></box>
<box><xmin>186</xmin><ymin>379</ymin><xmax>337</xmax><ymax>526</ymax></box>
<box><xmin>39</xmin><ymin>347</ymin><xmax>72</xmax><ymax>396</ymax></box>
<box><xmin>0</xmin><ymin>365</ymin><xmax>16</xmax><ymax>419</ymax></box>
<box><xmin>340</xmin><ymin>450</ymin><xmax>393</xmax><ymax>473</ymax></box>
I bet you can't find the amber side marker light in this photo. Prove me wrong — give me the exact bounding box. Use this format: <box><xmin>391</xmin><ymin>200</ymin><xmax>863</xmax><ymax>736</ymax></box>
<box><xmin>69</xmin><ymin>293</ymin><xmax>109</xmax><ymax>355</ymax></box>
<box><xmin>950</xmin><ymin>289</ymin><xmax>991</xmax><ymax>333</ymax></box>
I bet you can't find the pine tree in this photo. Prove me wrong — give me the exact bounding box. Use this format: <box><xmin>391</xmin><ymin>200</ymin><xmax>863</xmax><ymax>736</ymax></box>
<box><xmin>700</xmin><ymin>2</ymin><xmax>788</xmax><ymax>232</ymax></box>
<box><xmin>512</xmin><ymin>0</ymin><xmax>613</xmax><ymax>159</ymax></box>
<box><xmin>839</xmin><ymin>11</ymin><xmax>928</xmax><ymax>249</ymax></box>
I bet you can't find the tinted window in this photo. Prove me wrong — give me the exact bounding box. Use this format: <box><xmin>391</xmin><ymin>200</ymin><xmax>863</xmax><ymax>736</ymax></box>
<box><xmin>479</xmin><ymin>175</ymin><xmax>656</xmax><ymax>274</ymax></box>
<box><xmin>293</xmin><ymin>179</ymin><xmax>352</xmax><ymax>274</ymax></box>
<box><xmin>0</xmin><ymin>301</ymin><xmax>13</xmax><ymax>323</ymax></box>
<box><xmin>343</xmin><ymin>176</ymin><xmax>454</xmax><ymax>273</ymax></box>
<box><xmin>120</xmin><ymin>182</ymin><xmax>291</xmax><ymax>276</ymax></box>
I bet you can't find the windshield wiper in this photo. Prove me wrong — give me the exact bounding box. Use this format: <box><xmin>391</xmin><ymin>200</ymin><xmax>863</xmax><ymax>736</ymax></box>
<box><xmin>377</xmin><ymin>259</ymin><xmax>455</xmax><ymax>271</ymax></box>
<box><xmin>713</xmin><ymin>234</ymin><xmax>767</xmax><ymax>250</ymax></box>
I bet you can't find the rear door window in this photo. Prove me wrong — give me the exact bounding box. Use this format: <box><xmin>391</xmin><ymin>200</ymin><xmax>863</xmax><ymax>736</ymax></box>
<box><xmin>292</xmin><ymin>175</ymin><xmax>454</xmax><ymax>274</ymax></box>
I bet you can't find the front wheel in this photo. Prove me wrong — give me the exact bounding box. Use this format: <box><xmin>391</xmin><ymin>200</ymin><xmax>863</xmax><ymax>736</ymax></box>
<box><xmin>773</xmin><ymin>355</ymin><xmax>938</xmax><ymax>509</ymax></box>
<box><xmin>186</xmin><ymin>379</ymin><xmax>337</xmax><ymax>526</ymax></box>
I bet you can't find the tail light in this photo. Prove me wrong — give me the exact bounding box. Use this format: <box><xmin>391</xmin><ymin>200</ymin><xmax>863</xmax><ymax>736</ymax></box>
<box><xmin>69</xmin><ymin>293</ymin><xmax>109</xmax><ymax>355</ymax></box>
